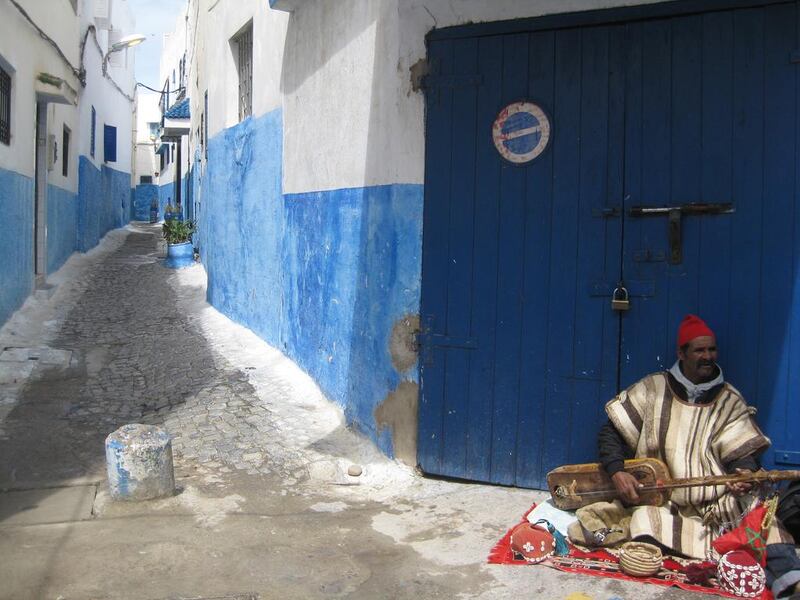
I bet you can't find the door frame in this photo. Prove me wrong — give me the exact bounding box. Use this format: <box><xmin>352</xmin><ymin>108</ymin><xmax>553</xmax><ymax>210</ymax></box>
<box><xmin>33</xmin><ymin>101</ymin><xmax>47</xmax><ymax>284</ymax></box>
<box><xmin>427</xmin><ymin>0</ymin><xmax>790</xmax><ymax>42</ymax></box>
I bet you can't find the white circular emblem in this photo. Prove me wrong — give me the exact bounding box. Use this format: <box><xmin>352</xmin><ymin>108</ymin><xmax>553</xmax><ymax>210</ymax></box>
<box><xmin>492</xmin><ymin>101</ymin><xmax>551</xmax><ymax>164</ymax></box>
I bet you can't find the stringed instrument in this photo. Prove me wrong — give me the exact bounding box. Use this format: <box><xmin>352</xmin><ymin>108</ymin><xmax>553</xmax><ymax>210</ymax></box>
<box><xmin>547</xmin><ymin>458</ymin><xmax>800</xmax><ymax>511</ymax></box>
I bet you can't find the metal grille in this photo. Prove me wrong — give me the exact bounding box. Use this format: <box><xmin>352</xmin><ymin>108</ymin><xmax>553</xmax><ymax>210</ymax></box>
<box><xmin>0</xmin><ymin>65</ymin><xmax>10</xmax><ymax>146</ymax></box>
<box><xmin>236</xmin><ymin>25</ymin><xmax>252</xmax><ymax>121</ymax></box>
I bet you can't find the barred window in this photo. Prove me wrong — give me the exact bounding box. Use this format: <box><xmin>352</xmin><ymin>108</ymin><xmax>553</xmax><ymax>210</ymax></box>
<box><xmin>233</xmin><ymin>24</ymin><xmax>252</xmax><ymax>121</ymax></box>
<box><xmin>0</xmin><ymin>65</ymin><xmax>10</xmax><ymax>146</ymax></box>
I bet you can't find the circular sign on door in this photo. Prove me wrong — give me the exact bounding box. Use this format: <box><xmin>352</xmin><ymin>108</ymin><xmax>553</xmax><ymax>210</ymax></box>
<box><xmin>492</xmin><ymin>101</ymin><xmax>552</xmax><ymax>165</ymax></box>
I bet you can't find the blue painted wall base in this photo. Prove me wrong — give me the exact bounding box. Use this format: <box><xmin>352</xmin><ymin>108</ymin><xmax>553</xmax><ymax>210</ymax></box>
<box><xmin>200</xmin><ymin>110</ymin><xmax>423</xmax><ymax>459</ymax></box>
<box><xmin>76</xmin><ymin>157</ymin><xmax>131</xmax><ymax>252</ymax></box>
<box><xmin>134</xmin><ymin>184</ymin><xmax>159</xmax><ymax>221</ymax></box>
<box><xmin>0</xmin><ymin>158</ymin><xmax>131</xmax><ymax>329</ymax></box>
<box><xmin>0</xmin><ymin>167</ymin><xmax>34</xmax><ymax>327</ymax></box>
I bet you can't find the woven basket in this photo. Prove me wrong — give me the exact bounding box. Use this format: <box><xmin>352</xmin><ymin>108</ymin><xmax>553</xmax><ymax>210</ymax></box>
<box><xmin>619</xmin><ymin>541</ymin><xmax>663</xmax><ymax>577</ymax></box>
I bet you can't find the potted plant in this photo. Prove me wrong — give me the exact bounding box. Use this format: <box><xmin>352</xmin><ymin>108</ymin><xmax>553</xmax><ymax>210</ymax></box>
<box><xmin>162</xmin><ymin>218</ymin><xmax>196</xmax><ymax>269</ymax></box>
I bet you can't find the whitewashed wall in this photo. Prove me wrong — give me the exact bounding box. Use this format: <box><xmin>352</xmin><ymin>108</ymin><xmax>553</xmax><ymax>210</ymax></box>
<box><xmin>159</xmin><ymin>11</ymin><xmax>186</xmax><ymax>98</ymax></box>
<box><xmin>0</xmin><ymin>0</ymin><xmax>80</xmax><ymax>180</ymax></box>
<box><xmin>280</xmin><ymin>0</ymin><xmax>677</xmax><ymax>195</ymax></box>
<box><xmin>134</xmin><ymin>91</ymin><xmax>161</xmax><ymax>182</ymax></box>
<box><xmin>77</xmin><ymin>0</ymin><xmax>138</xmax><ymax>174</ymax></box>
<box><xmin>197</xmin><ymin>0</ymin><xmax>287</xmax><ymax>139</ymax></box>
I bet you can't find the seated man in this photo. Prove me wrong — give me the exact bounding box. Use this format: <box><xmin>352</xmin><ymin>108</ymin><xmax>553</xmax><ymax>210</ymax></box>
<box><xmin>597</xmin><ymin>314</ymin><xmax>800</xmax><ymax>598</ymax></box>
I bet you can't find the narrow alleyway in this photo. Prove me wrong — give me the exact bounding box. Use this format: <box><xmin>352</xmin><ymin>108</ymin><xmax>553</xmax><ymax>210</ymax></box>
<box><xmin>0</xmin><ymin>224</ymin><xmax>700</xmax><ymax>599</ymax></box>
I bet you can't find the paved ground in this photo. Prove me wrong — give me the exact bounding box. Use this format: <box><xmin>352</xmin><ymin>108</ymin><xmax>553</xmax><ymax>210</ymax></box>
<box><xmin>0</xmin><ymin>223</ymin><xmax>711</xmax><ymax>600</ymax></box>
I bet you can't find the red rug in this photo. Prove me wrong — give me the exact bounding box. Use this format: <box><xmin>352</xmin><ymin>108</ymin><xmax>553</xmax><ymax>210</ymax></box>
<box><xmin>488</xmin><ymin>504</ymin><xmax>772</xmax><ymax>599</ymax></box>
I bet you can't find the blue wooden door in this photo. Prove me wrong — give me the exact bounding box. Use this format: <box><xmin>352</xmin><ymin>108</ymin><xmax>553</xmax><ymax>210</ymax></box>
<box><xmin>419</xmin><ymin>1</ymin><xmax>800</xmax><ymax>489</ymax></box>
<box><xmin>619</xmin><ymin>4</ymin><xmax>800</xmax><ymax>471</ymax></box>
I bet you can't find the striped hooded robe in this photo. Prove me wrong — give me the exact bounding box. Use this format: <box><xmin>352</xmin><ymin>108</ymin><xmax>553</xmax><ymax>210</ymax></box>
<box><xmin>606</xmin><ymin>372</ymin><xmax>770</xmax><ymax>559</ymax></box>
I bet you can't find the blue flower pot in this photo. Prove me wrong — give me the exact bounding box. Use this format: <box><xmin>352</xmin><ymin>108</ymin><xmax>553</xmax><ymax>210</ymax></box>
<box><xmin>164</xmin><ymin>241</ymin><xmax>193</xmax><ymax>269</ymax></box>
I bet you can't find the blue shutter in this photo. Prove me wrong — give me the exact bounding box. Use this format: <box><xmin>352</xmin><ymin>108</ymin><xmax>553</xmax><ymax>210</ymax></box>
<box><xmin>104</xmin><ymin>124</ymin><xmax>117</xmax><ymax>163</ymax></box>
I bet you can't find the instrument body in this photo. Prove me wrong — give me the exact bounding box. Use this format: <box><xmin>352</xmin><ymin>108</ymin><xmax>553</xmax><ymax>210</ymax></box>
<box><xmin>548</xmin><ymin>458</ymin><xmax>669</xmax><ymax>510</ymax></box>
<box><xmin>547</xmin><ymin>458</ymin><xmax>800</xmax><ymax>511</ymax></box>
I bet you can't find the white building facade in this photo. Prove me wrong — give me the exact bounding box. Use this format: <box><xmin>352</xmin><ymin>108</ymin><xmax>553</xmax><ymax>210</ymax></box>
<box><xmin>175</xmin><ymin>0</ymin><xmax>800</xmax><ymax>488</ymax></box>
<box><xmin>0</xmin><ymin>0</ymin><xmax>138</xmax><ymax>326</ymax></box>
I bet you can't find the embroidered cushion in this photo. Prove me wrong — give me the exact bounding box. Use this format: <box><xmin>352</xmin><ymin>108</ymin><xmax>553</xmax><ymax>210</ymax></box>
<box><xmin>717</xmin><ymin>550</ymin><xmax>766</xmax><ymax>598</ymax></box>
<box><xmin>510</xmin><ymin>522</ymin><xmax>556</xmax><ymax>564</ymax></box>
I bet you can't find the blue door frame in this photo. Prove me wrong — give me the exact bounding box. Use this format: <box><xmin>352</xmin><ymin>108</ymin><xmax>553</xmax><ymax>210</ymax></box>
<box><xmin>419</xmin><ymin>0</ymin><xmax>800</xmax><ymax>489</ymax></box>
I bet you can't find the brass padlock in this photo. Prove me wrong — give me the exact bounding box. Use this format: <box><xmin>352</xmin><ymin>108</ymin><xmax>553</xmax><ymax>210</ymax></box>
<box><xmin>611</xmin><ymin>286</ymin><xmax>630</xmax><ymax>311</ymax></box>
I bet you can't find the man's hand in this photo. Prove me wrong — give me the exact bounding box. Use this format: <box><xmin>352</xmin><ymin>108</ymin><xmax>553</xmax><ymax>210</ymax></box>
<box><xmin>612</xmin><ymin>471</ymin><xmax>643</xmax><ymax>505</ymax></box>
<box><xmin>726</xmin><ymin>468</ymin><xmax>754</xmax><ymax>496</ymax></box>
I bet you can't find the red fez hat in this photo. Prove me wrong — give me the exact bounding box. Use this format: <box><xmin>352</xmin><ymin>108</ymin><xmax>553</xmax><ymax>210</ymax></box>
<box><xmin>677</xmin><ymin>314</ymin><xmax>715</xmax><ymax>347</ymax></box>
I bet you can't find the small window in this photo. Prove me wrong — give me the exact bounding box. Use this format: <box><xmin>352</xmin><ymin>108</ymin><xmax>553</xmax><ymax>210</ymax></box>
<box><xmin>104</xmin><ymin>124</ymin><xmax>117</xmax><ymax>162</ymax></box>
<box><xmin>0</xmin><ymin>64</ymin><xmax>10</xmax><ymax>146</ymax></box>
<box><xmin>62</xmin><ymin>125</ymin><xmax>70</xmax><ymax>177</ymax></box>
<box><xmin>90</xmin><ymin>106</ymin><xmax>96</xmax><ymax>157</ymax></box>
<box><xmin>232</xmin><ymin>24</ymin><xmax>252</xmax><ymax>121</ymax></box>
<box><xmin>140</xmin><ymin>175</ymin><xmax>152</xmax><ymax>184</ymax></box>
<box><xmin>204</xmin><ymin>90</ymin><xmax>208</xmax><ymax>158</ymax></box>
<box><xmin>159</xmin><ymin>151</ymin><xmax>165</xmax><ymax>171</ymax></box>
<box><xmin>148</xmin><ymin>121</ymin><xmax>159</xmax><ymax>139</ymax></box>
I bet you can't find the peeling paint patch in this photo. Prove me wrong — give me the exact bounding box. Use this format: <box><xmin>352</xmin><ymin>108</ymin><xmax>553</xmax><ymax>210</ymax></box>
<box><xmin>374</xmin><ymin>381</ymin><xmax>418</xmax><ymax>466</ymax></box>
<box><xmin>409</xmin><ymin>58</ymin><xmax>429</xmax><ymax>93</ymax></box>
<box><xmin>389</xmin><ymin>314</ymin><xmax>419</xmax><ymax>374</ymax></box>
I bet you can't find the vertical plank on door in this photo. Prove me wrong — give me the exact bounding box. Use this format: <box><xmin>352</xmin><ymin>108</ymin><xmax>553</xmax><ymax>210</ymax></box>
<box><xmin>489</xmin><ymin>33</ymin><xmax>530</xmax><ymax>484</ymax></box>
<box><xmin>465</xmin><ymin>36</ymin><xmax>503</xmax><ymax>482</ymax></box>
<box><xmin>516</xmin><ymin>29</ymin><xmax>556</xmax><ymax>487</ymax></box>
<box><xmin>666</xmin><ymin>15</ymin><xmax>703</xmax><ymax>341</ymax></box>
<box><xmin>698</xmin><ymin>12</ymin><xmax>734</xmax><ymax>344</ymax></box>
<box><xmin>620</xmin><ymin>19</ymin><xmax>672</xmax><ymax>387</ymax></box>
<box><xmin>418</xmin><ymin>40</ymin><xmax>456</xmax><ymax>474</ymax></box>
<box><xmin>570</xmin><ymin>25</ymin><xmax>614</xmax><ymax>464</ymax></box>
<box><xmin>541</xmin><ymin>27</ymin><xmax>582</xmax><ymax>477</ymax></box>
<box><xmin>757</xmin><ymin>3</ymin><xmax>795</xmax><ymax>464</ymax></box>
<box><xmin>727</xmin><ymin>9</ymin><xmax>764</xmax><ymax>405</ymax></box>
<box><xmin>788</xmin><ymin>1</ymin><xmax>800</xmax><ymax>466</ymax></box>
<box><xmin>440</xmin><ymin>37</ymin><xmax>479</xmax><ymax>478</ymax></box>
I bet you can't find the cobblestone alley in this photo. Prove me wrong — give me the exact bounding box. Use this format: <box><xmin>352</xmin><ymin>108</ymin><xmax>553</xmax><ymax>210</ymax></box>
<box><xmin>0</xmin><ymin>224</ymin><xmax>694</xmax><ymax>600</ymax></box>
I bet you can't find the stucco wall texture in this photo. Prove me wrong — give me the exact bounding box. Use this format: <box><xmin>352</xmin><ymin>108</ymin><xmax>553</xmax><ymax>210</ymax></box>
<box><xmin>46</xmin><ymin>184</ymin><xmax>78</xmax><ymax>275</ymax></box>
<box><xmin>134</xmin><ymin>184</ymin><xmax>159</xmax><ymax>221</ymax></box>
<box><xmin>76</xmin><ymin>157</ymin><xmax>131</xmax><ymax>253</ymax></box>
<box><xmin>0</xmin><ymin>168</ymin><xmax>35</xmax><ymax>327</ymax></box>
<box><xmin>189</xmin><ymin>0</ymin><xmax>688</xmax><ymax>462</ymax></box>
<box><xmin>199</xmin><ymin>110</ymin><xmax>423</xmax><ymax>459</ymax></box>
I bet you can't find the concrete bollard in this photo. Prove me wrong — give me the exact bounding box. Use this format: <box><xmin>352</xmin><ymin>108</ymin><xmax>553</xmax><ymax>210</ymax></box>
<box><xmin>105</xmin><ymin>424</ymin><xmax>175</xmax><ymax>501</ymax></box>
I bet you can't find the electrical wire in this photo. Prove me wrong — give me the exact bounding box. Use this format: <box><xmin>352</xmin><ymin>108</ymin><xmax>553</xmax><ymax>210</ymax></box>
<box><xmin>6</xmin><ymin>1</ymin><xmax>136</xmax><ymax>104</ymax></box>
<box><xmin>137</xmin><ymin>82</ymin><xmax>186</xmax><ymax>94</ymax></box>
<box><xmin>81</xmin><ymin>25</ymin><xmax>135</xmax><ymax>103</ymax></box>
<box><xmin>6</xmin><ymin>0</ymin><xmax>81</xmax><ymax>81</ymax></box>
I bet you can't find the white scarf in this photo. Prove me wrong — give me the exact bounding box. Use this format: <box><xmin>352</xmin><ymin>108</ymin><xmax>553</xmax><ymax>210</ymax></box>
<box><xmin>668</xmin><ymin>360</ymin><xmax>724</xmax><ymax>403</ymax></box>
